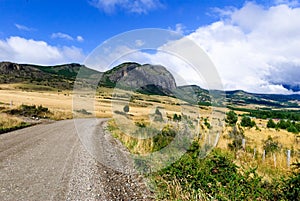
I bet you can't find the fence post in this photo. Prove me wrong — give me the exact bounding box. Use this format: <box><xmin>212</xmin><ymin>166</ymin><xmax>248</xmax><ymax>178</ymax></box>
<box><xmin>242</xmin><ymin>138</ymin><xmax>246</xmax><ymax>150</ymax></box>
<box><xmin>262</xmin><ymin>150</ymin><xmax>266</xmax><ymax>162</ymax></box>
<box><xmin>253</xmin><ymin>148</ymin><xmax>256</xmax><ymax>159</ymax></box>
<box><xmin>10</xmin><ymin>100</ymin><xmax>13</xmax><ymax>107</ymax></box>
<box><xmin>273</xmin><ymin>153</ymin><xmax>276</xmax><ymax>168</ymax></box>
<box><xmin>287</xmin><ymin>150</ymin><xmax>291</xmax><ymax>168</ymax></box>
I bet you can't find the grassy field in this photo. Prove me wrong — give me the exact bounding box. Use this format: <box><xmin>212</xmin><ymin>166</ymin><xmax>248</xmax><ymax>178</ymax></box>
<box><xmin>0</xmin><ymin>83</ymin><xmax>299</xmax><ymax>199</ymax></box>
<box><xmin>0</xmin><ymin>113</ymin><xmax>30</xmax><ymax>134</ymax></box>
<box><xmin>1</xmin><ymin>84</ymin><xmax>298</xmax><ymax>159</ymax></box>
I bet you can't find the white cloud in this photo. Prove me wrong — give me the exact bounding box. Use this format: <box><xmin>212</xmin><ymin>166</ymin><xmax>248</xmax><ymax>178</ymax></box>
<box><xmin>15</xmin><ymin>24</ymin><xmax>34</xmax><ymax>31</ymax></box>
<box><xmin>51</xmin><ymin>32</ymin><xmax>73</xmax><ymax>40</ymax></box>
<box><xmin>85</xmin><ymin>39</ymin><xmax>214</xmax><ymax>90</ymax></box>
<box><xmin>51</xmin><ymin>33</ymin><xmax>85</xmax><ymax>42</ymax></box>
<box><xmin>173</xmin><ymin>23</ymin><xmax>185</xmax><ymax>35</ymax></box>
<box><xmin>0</xmin><ymin>36</ymin><xmax>85</xmax><ymax>65</ymax></box>
<box><xmin>89</xmin><ymin>0</ymin><xmax>163</xmax><ymax>14</ymax></box>
<box><xmin>77</xmin><ymin>35</ymin><xmax>84</xmax><ymax>42</ymax></box>
<box><xmin>84</xmin><ymin>1</ymin><xmax>300</xmax><ymax>94</ymax></box>
<box><xmin>186</xmin><ymin>2</ymin><xmax>300</xmax><ymax>94</ymax></box>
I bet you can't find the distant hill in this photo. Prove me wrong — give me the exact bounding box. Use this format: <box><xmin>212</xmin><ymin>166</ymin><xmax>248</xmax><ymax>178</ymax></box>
<box><xmin>175</xmin><ymin>85</ymin><xmax>300</xmax><ymax>108</ymax></box>
<box><xmin>225</xmin><ymin>90</ymin><xmax>300</xmax><ymax>108</ymax></box>
<box><xmin>0</xmin><ymin>61</ymin><xmax>299</xmax><ymax>108</ymax></box>
<box><xmin>0</xmin><ymin>62</ymin><xmax>101</xmax><ymax>90</ymax></box>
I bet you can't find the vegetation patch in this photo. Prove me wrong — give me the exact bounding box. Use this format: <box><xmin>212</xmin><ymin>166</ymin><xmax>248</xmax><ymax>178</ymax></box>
<box><xmin>227</xmin><ymin>106</ymin><xmax>300</xmax><ymax>121</ymax></box>
<box><xmin>75</xmin><ymin>109</ymin><xmax>92</xmax><ymax>115</ymax></box>
<box><xmin>15</xmin><ymin>83</ymin><xmax>56</xmax><ymax>91</ymax></box>
<box><xmin>150</xmin><ymin>145</ymin><xmax>300</xmax><ymax>201</ymax></box>
<box><xmin>6</xmin><ymin>104</ymin><xmax>51</xmax><ymax>118</ymax></box>
<box><xmin>107</xmin><ymin>119</ymin><xmax>177</xmax><ymax>154</ymax></box>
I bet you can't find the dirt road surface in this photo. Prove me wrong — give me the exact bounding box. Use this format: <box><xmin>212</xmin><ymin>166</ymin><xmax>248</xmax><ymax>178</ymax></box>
<box><xmin>0</xmin><ymin>119</ymin><xmax>153</xmax><ymax>201</ymax></box>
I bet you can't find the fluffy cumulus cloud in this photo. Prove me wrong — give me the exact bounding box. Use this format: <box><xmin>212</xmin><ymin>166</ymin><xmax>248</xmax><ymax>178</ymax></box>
<box><xmin>0</xmin><ymin>36</ymin><xmax>85</xmax><ymax>65</ymax></box>
<box><xmin>187</xmin><ymin>1</ymin><xmax>300</xmax><ymax>94</ymax></box>
<box><xmin>89</xmin><ymin>0</ymin><xmax>163</xmax><ymax>14</ymax></box>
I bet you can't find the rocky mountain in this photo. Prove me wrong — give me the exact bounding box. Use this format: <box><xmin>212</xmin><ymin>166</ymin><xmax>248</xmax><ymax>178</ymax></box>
<box><xmin>100</xmin><ymin>62</ymin><xmax>176</xmax><ymax>95</ymax></box>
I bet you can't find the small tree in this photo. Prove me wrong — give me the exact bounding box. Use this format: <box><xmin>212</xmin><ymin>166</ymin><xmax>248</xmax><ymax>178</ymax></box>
<box><xmin>241</xmin><ymin>116</ymin><xmax>256</xmax><ymax>128</ymax></box>
<box><xmin>287</xmin><ymin>125</ymin><xmax>299</xmax><ymax>134</ymax></box>
<box><xmin>277</xmin><ymin>119</ymin><xmax>290</xmax><ymax>129</ymax></box>
<box><xmin>204</xmin><ymin>118</ymin><xmax>211</xmax><ymax>129</ymax></box>
<box><xmin>225</xmin><ymin>110</ymin><xmax>238</xmax><ymax>126</ymax></box>
<box><xmin>263</xmin><ymin>136</ymin><xmax>280</xmax><ymax>154</ymax></box>
<box><xmin>267</xmin><ymin>119</ymin><xmax>276</xmax><ymax>128</ymax></box>
<box><xmin>173</xmin><ymin>113</ymin><xmax>181</xmax><ymax>121</ymax></box>
<box><xmin>123</xmin><ymin>104</ymin><xmax>129</xmax><ymax>113</ymax></box>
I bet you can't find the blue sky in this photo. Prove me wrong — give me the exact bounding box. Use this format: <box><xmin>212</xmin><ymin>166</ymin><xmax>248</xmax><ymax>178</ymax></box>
<box><xmin>0</xmin><ymin>0</ymin><xmax>253</xmax><ymax>53</ymax></box>
<box><xmin>1</xmin><ymin>0</ymin><xmax>300</xmax><ymax>94</ymax></box>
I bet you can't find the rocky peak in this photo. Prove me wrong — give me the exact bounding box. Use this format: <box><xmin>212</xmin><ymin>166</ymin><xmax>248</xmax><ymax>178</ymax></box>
<box><xmin>0</xmin><ymin>62</ymin><xmax>24</xmax><ymax>73</ymax></box>
<box><xmin>102</xmin><ymin>62</ymin><xmax>177</xmax><ymax>93</ymax></box>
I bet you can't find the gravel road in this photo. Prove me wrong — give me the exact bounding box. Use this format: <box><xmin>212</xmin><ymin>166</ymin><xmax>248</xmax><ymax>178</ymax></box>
<box><xmin>0</xmin><ymin>119</ymin><xmax>153</xmax><ymax>201</ymax></box>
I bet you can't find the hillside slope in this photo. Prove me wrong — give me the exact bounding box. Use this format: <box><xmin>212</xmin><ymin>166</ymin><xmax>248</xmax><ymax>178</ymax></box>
<box><xmin>0</xmin><ymin>62</ymin><xmax>101</xmax><ymax>90</ymax></box>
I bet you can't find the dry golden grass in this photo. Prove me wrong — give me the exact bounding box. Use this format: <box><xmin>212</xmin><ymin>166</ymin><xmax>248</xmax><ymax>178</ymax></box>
<box><xmin>1</xmin><ymin>84</ymin><xmax>298</xmax><ymax>175</ymax></box>
<box><xmin>0</xmin><ymin>83</ymin><xmax>219</xmax><ymax>122</ymax></box>
<box><xmin>0</xmin><ymin>87</ymin><xmax>72</xmax><ymax>110</ymax></box>
<box><xmin>0</xmin><ymin>113</ymin><xmax>24</xmax><ymax>129</ymax></box>
<box><xmin>0</xmin><ymin>85</ymin><xmax>73</xmax><ymax>120</ymax></box>
<box><xmin>217</xmin><ymin>115</ymin><xmax>300</xmax><ymax>177</ymax></box>
<box><xmin>107</xmin><ymin>119</ymin><xmax>153</xmax><ymax>154</ymax></box>
<box><xmin>153</xmin><ymin>176</ymin><xmax>209</xmax><ymax>201</ymax></box>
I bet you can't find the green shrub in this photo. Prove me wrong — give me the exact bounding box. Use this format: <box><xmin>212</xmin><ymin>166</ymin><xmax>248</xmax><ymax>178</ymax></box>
<box><xmin>267</xmin><ymin>118</ymin><xmax>276</xmax><ymax>128</ymax></box>
<box><xmin>277</xmin><ymin>119</ymin><xmax>290</xmax><ymax>129</ymax></box>
<box><xmin>225</xmin><ymin>110</ymin><xmax>238</xmax><ymax>126</ymax></box>
<box><xmin>204</xmin><ymin>118</ymin><xmax>211</xmax><ymax>129</ymax></box>
<box><xmin>173</xmin><ymin>113</ymin><xmax>181</xmax><ymax>121</ymax></box>
<box><xmin>287</xmin><ymin>125</ymin><xmax>299</xmax><ymax>134</ymax></box>
<box><xmin>241</xmin><ymin>116</ymin><xmax>256</xmax><ymax>128</ymax></box>
<box><xmin>152</xmin><ymin>125</ymin><xmax>176</xmax><ymax>152</ymax></box>
<box><xmin>152</xmin><ymin>147</ymin><xmax>272</xmax><ymax>200</ymax></box>
<box><xmin>281</xmin><ymin>162</ymin><xmax>300</xmax><ymax>200</ymax></box>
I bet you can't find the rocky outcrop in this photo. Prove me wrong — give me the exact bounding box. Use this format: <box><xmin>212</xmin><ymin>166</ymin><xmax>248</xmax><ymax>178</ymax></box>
<box><xmin>102</xmin><ymin>62</ymin><xmax>177</xmax><ymax>94</ymax></box>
